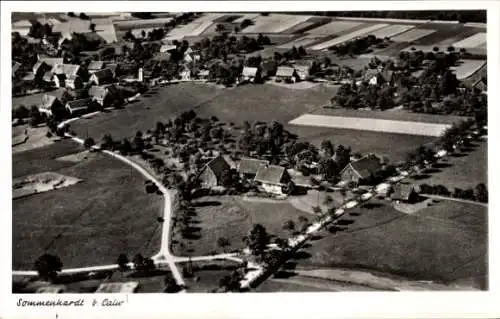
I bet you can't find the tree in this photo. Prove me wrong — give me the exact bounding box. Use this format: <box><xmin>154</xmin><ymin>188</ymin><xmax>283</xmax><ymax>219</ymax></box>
<box><xmin>101</xmin><ymin>134</ymin><xmax>114</xmax><ymax>150</ymax></box>
<box><xmin>217</xmin><ymin>237</ymin><xmax>230</xmax><ymax>252</ymax></box>
<box><xmin>117</xmin><ymin>254</ymin><xmax>129</xmax><ymax>272</ymax></box>
<box><xmin>119</xmin><ymin>138</ymin><xmax>133</xmax><ymax>155</ymax></box>
<box><xmin>243</xmin><ymin>224</ymin><xmax>270</xmax><ymax>256</ymax></box>
<box><xmin>475</xmin><ymin>183</ymin><xmax>488</xmax><ymax>203</ymax></box>
<box><xmin>340</xmin><ymin>188</ymin><xmax>347</xmax><ymax>202</ymax></box>
<box><xmin>164</xmin><ymin>274</ymin><xmax>180</xmax><ymax>293</ymax></box>
<box><xmin>132</xmin><ymin>253</ymin><xmax>144</xmax><ymax>270</ymax></box>
<box><xmin>282</xmin><ymin>220</ymin><xmax>295</xmax><ymax>235</ymax></box>
<box><xmin>84</xmin><ymin>137</ymin><xmax>95</xmax><ymax>149</ymax></box>
<box><xmin>89</xmin><ymin>23</ymin><xmax>96</xmax><ymax>32</ymax></box>
<box><xmin>34</xmin><ymin>254</ymin><xmax>62</xmax><ymax>282</ymax></box>
<box><xmin>79</xmin><ymin>12</ymin><xmax>89</xmax><ymax>20</ymax></box>
<box><xmin>133</xmin><ymin>131</ymin><xmax>145</xmax><ymax>153</ymax></box>
<box><xmin>29</xmin><ymin>105</ymin><xmax>44</xmax><ymax>127</ymax></box>
<box><xmin>297</xmin><ymin>216</ymin><xmax>309</xmax><ymax>232</ymax></box>
<box><xmin>216</xmin><ymin>24</ymin><xmax>225</xmax><ymax>32</ymax></box>
<box><xmin>320</xmin><ymin>139</ymin><xmax>335</xmax><ymax>157</ymax></box>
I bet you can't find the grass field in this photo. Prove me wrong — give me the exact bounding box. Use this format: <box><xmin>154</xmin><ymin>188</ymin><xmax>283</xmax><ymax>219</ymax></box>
<box><xmin>12</xmin><ymin>141</ymin><xmax>163</xmax><ymax>270</ymax></box>
<box><xmin>71</xmin><ymin>83</ymin><xmax>334</xmax><ymax>142</ymax></box>
<box><xmin>369</xmin><ymin>24</ymin><xmax>416</xmax><ymax>39</ymax></box>
<box><xmin>309</xmin><ymin>24</ymin><xmax>388</xmax><ymax>50</ymax></box>
<box><xmin>171</xmin><ymin>196</ymin><xmax>308</xmax><ymax>257</ymax></box>
<box><xmin>409</xmin><ymin>139</ymin><xmax>487</xmax><ymax>189</ymax></box>
<box><xmin>289</xmin><ymin>114</ymin><xmax>450</xmax><ymax>136</ymax></box>
<box><xmin>241</xmin><ymin>14</ymin><xmax>312</xmax><ymax>34</ymax></box>
<box><xmin>451</xmin><ymin>59</ymin><xmax>486</xmax><ymax>80</ymax></box>
<box><xmin>390</xmin><ymin>28</ymin><xmax>436</xmax><ymax>43</ymax></box>
<box><xmin>296</xmin><ymin>199</ymin><xmax>487</xmax><ymax>288</ymax></box>
<box><xmin>306</xmin><ymin>20</ymin><xmax>365</xmax><ymax>36</ymax></box>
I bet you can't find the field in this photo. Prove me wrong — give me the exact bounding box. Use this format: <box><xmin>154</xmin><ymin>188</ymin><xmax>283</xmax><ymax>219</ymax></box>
<box><xmin>241</xmin><ymin>14</ymin><xmax>312</xmax><ymax>34</ymax></box>
<box><xmin>453</xmin><ymin>32</ymin><xmax>486</xmax><ymax>48</ymax></box>
<box><xmin>277</xmin><ymin>35</ymin><xmax>325</xmax><ymax>49</ymax></box>
<box><xmin>12</xmin><ymin>140</ymin><xmax>163</xmax><ymax>270</ymax></box>
<box><xmin>167</xmin><ymin>14</ymin><xmax>225</xmax><ymax>38</ymax></box>
<box><xmin>314</xmin><ymin>108</ymin><xmax>469</xmax><ymax>125</ymax></box>
<box><xmin>409</xmin><ymin>138</ymin><xmax>487</xmax><ymax>190</ymax></box>
<box><xmin>390</xmin><ymin>28</ymin><xmax>436</xmax><ymax>43</ymax></box>
<box><xmin>369</xmin><ymin>24</ymin><xmax>416</xmax><ymax>39</ymax></box>
<box><xmin>451</xmin><ymin>59</ymin><xmax>486</xmax><ymax>80</ymax></box>
<box><xmin>309</xmin><ymin>24</ymin><xmax>388</xmax><ymax>50</ymax></box>
<box><xmin>306</xmin><ymin>20</ymin><xmax>364</xmax><ymax>36</ymax></box>
<box><xmin>289</xmin><ymin>114</ymin><xmax>451</xmax><ymax>136</ymax></box>
<box><xmin>171</xmin><ymin>196</ymin><xmax>308</xmax><ymax>257</ymax></box>
<box><xmin>295</xmin><ymin>199</ymin><xmax>487</xmax><ymax>288</ymax></box>
<box><xmin>290</xmin><ymin>125</ymin><xmax>433</xmax><ymax>163</ymax></box>
<box><xmin>280</xmin><ymin>17</ymin><xmax>331</xmax><ymax>34</ymax></box>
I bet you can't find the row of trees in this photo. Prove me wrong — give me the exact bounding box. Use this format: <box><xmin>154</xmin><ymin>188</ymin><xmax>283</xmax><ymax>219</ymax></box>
<box><xmin>329</xmin><ymin>35</ymin><xmax>386</xmax><ymax>56</ymax></box>
<box><xmin>419</xmin><ymin>183</ymin><xmax>488</xmax><ymax>203</ymax></box>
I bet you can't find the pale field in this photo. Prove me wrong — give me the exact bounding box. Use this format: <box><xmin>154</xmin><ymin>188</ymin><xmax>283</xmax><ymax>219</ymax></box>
<box><xmin>113</xmin><ymin>17</ymin><xmax>173</xmax><ymax>30</ymax></box>
<box><xmin>277</xmin><ymin>35</ymin><xmax>325</xmax><ymax>49</ymax></box>
<box><xmin>241</xmin><ymin>14</ymin><xmax>312</xmax><ymax>34</ymax></box>
<box><xmin>307</xmin><ymin>20</ymin><xmax>364</xmax><ymax>36</ymax></box>
<box><xmin>309</xmin><ymin>24</ymin><xmax>388</xmax><ymax>50</ymax></box>
<box><xmin>167</xmin><ymin>14</ymin><xmax>225</xmax><ymax>37</ymax></box>
<box><xmin>233</xmin><ymin>13</ymin><xmax>260</xmax><ymax>23</ymax></box>
<box><xmin>390</xmin><ymin>28</ymin><xmax>436</xmax><ymax>43</ymax></box>
<box><xmin>453</xmin><ymin>32</ymin><xmax>486</xmax><ymax>48</ymax></box>
<box><xmin>288</xmin><ymin>114</ymin><xmax>451</xmax><ymax>136</ymax></box>
<box><xmin>369</xmin><ymin>24</ymin><xmax>416</xmax><ymax>39</ymax></box>
<box><xmin>451</xmin><ymin>59</ymin><xmax>486</xmax><ymax>80</ymax></box>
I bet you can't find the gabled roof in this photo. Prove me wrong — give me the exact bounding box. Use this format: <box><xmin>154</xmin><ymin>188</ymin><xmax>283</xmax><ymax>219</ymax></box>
<box><xmin>40</xmin><ymin>94</ymin><xmax>59</xmax><ymax>109</ymax></box>
<box><xmin>242</xmin><ymin>66</ymin><xmax>258</xmax><ymax>77</ymax></box>
<box><xmin>203</xmin><ymin>155</ymin><xmax>231</xmax><ymax>179</ymax></box>
<box><xmin>65</xmin><ymin>75</ymin><xmax>81</xmax><ymax>83</ymax></box>
<box><xmin>363</xmin><ymin>68</ymin><xmax>380</xmax><ymax>81</ymax></box>
<box><xmin>12</xmin><ymin>61</ymin><xmax>22</xmax><ymax>75</ymax></box>
<box><xmin>391</xmin><ymin>183</ymin><xmax>420</xmax><ymax>200</ymax></box>
<box><xmin>43</xmin><ymin>71</ymin><xmax>54</xmax><ymax>82</ymax></box>
<box><xmin>22</xmin><ymin>72</ymin><xmax>35</xmax><ymax>81</ymax></box>
<box><xmin>89</xmin><ymin>84</ymin><xmax>118</xmax><ymax>100</ymax></box>
<box><xmin>91</xmin><ymin>68</ymin><xmax>114</xmax><ymax>81</ymax></box>
<box><xmin>66</xmin><ymin>98</ymin><xmax>93</xmax><ymax>110</ymax></box>
<box><xmin>238</xmin><ymin>158</ymin><xmax>269</xmax><ymax>175</ymax></box>
<box><xmin>38</xmin><ymin>56</ymin><xmax>64</xmax><ymax>67</ymax></box>
<box><xmin>254</xmin><ymin>164</ymin><xmax>287</xmax><ymax>185</ymax></box>
<box><xmin>53</xmin><ymin>64</ymin><xmax>81</xmax><ymax>77</ymax></box>
<box><xmin>276</xmin><ymin>66</ymin><xmax>295</xmax><ymax>77</ymax></box>
<box><xmin>160</xmin><ymin>44</ymin><xmax>177</xmax><ymax>53</ymax></box>
<box><xmin>473</xmin><ymin>78</ymin><xmax>487</xmax><ymax>92</ymax></box>
<box><xmin>380</xmin><ymin>69</ymin><xmax>394</xmax><ymax>82</ymax></box>
<box><xmin>341</xmin><ymin>154</ymin><xmax>382</xmax><ymax>179</ymax></box>
<box><xmin>88</xmin><ymin>61</ymin><xmax>105</xmax><ymax>71</ymax></box>
<box><xmin>33</xmin><ymin>61</ymin><xmax>50</xmax><ymax>74</ymax></box>
<box><xmin>293</xmin><ymin>64</ymin><xmax>310</xmax><ymax>74</ymax></box>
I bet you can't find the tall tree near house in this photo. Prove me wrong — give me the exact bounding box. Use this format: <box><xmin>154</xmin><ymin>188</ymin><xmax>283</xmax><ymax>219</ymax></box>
<box><xmin>101</xmin><ymin>134</ymin><xmax>114</xmax><ymax>150</ymax></box>
<box><xmin>217</xmin><ymin>237</ymin><xmax>231</xmax><ymax>253</ymax></box>
<box><xmin>282</xmin><ymin>220</ymin><xmax>295</xmax><ymax>235</ymax></box>
<box><xmin>132</xmin><ymin>253</ymin><xmax>145</xmax><ymax>271</ymax></box>
<box><xmin>297</xmin><ymin>216</ymin><xmax>309</xmax><ymax>232</ymax></box>
<box><xmin>117</xmin><ymin>254</ymin><xmax>129</xmax><ymax>273</ymax></box>
<box><xmin>84</xmin><ymin>137</ymin><xmax>95</xmax><ymax>149</ymax></box>
<box><xmin>243</xmin><ymin>224</ymin><xmax>270</xmax><ymax>256</ymax></box>
<box><xmin>89</xmin><ymin>23</ymin><xmax>96</xmax><ymax>32</ymax></box>
<box><xmin>34</xmin><ymin>254</ymin><xmax>63</xmax><ymax>282</ymax></box>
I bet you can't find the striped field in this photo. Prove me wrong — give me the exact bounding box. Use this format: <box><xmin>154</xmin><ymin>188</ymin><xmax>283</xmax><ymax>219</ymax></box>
<box><xmin>369</xmin><ymin>24</ymin><xmax>416</xmax><ymax>39</ymax></box>
<box><xmin>242</xmin><ymin>14</ymin><xmax>312</xmax><ymax>33</ymax></box>
<box><xmin>309</xmin><ymin>24</ymin><xmax>388</xmax><ymax>50</ymax></box>
<box><xmin>451</xmin><ymin>59</ymin><xmax>486</xmax><ymax>80</ymax></box>
<box><xmin>390</xmin><ymin>28</ymin><xmax>436</xmax><ymax>43</ymax></box>
<box><xmin>277</xmin><ymin>35</ymin><xmax>325</xmax><ymax>49</ymax></box>
<box><xmin>453</xmin><ymin>32</ymin><xmax>486</xmax><ymax>48</ymax></box>
<box><xmin>289</xmin><ymin>114</ymin><xmax>451</xmax><ymax>137</ymax></box>
<box><xmin>307</xmin><ymin>20</ymin><xmax>364</xmax><ymax>36</ymax></box>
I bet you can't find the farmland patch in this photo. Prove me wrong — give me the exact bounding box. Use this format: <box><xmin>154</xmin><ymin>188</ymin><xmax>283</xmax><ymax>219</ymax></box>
<box><xmin>242</xmin><ymin>14</ymin><xmax>313</xmax><ymax>34</ymax></box>
<box><xmin>306</xmin><ymin>20</ymin><xmax>364</xmax><ymax>36</ymax></box>
<box><xmin>451</xmin><ymin>59</ymin><xmax>486</xmax><ymax>80</ymax></box>
<box><xmin>390</xmin><ymin>28</ymin><xmax>436</xmax><ymax>43</ymax></box>
<box><xmin>277</xmin><ymin>35</ymin><xmax>326</xmax><ymax>49</ymax></box>
<box><xmin>289</xmin><ymin>114</ymin><xmax>450</xmax><ymax>136</ymax></box>
<box><xmin>13</xmin><ymin>172</ymin><xmax>82</xmax><ymax>199</ymax></box>
<box><xmin>369</xmin><ymin>24</ymin><xmax>416</xmax><ymax>39</ymax></box>
<box><xmin>309</xmin><ymin>24</ymin><xmax>388</xmax><ymax>50</ymax></box>
<box><xmin>453</xmin><ymin>32</ymin><xmax>486</xmax><ymax>48</ymax></box>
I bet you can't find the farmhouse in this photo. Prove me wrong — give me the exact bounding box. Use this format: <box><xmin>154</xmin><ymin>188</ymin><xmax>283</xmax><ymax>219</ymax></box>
<box><xmin>65</xmin><ymin>98</ymin><xmax>94</xmax><ymax>116</ymax></box>
<box><xmin>38</xmin><ymin>94</ymin><xmax>64</xmax><ymax>117</ymax></box>
<box><xmin>33</xmin><ymin>61</ymin><xmax>52</xmax><ymax>80</ymax></box>
<box><xmin>52</xmin><ymin>64</ymin><xmax>84</xmax><ymax>79</ymax></box>
<box><xmin>160</xmin><ymin>44</ymin><xmax>177</xmax><ymax>53</ymax></box>
<box><xmin>89</xmin><ymin>84</ymin><xmax>122</xmax><ymax>107</ymax></box>
<box><xmin>198</xmin><ymin>156</ymin><xmax>231</xmax><ymax>188</ymax></box>
<box><xmin>340</xmin><ymin>154</ymin><xmax>383</xmax><ymax>185</ymax></box>
<box><xmin>37</xmin><ymin>55</ymin><xmax>64</xmax><ymax>68</ymax></box>
<box><xmin>89</xmin><ymin>68</ymin><xmax>114</xmax><ymax>86</ymax></box>
<box><xmin>88</xmin><ymin>61</ymin><xmax>106</xmax><ymax>73</ymax></box>
<box><xmin>275</xmin><ymin>66</ymin><xmax>298</xmax><ymax>83</ymax></box>
<box><xmin>293</xmin><ymin>64</ymin><xmax>310</xmax><ymax>81</ymax></box>
<box><xmin>391</xmin><ymin>184</ymin><xmax>421</xmax><ymax>203</ymax></box>
<box><xmin>237</xmin><ymin>158</ymin><xmax>269</xmax><ymax>179</ymax></box>
<box><xmin>254</xmin><ymin>164</ymin><xmax>291</xmax><ymax>195</ymax></box>
<box><xmin>65</xmin><ymin>76</ymin><xmax>84</xmax><ymax>90</ymax></box>
<box><xmin>180</xmin><ymin>69</ymin><xmax>191</xmax><ymax>81</ymax></box>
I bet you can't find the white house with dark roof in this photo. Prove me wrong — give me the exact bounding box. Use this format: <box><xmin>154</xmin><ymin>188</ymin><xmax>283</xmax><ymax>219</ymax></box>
<box><xmin>65</xmin><ymin>98</ymin><xmax>94</xmax><ymax>115</ymax></box>
<box><xmin>65</xmin><ymin>76</ymin><xmax>83</xmax><ymax>90</ymax></box>
<box><xmin>340</xmin><ymin>154</ymin><xmax>383</xmax><ymax>185</ymax></box>
<box><xmin>198</xmin><ymin>156</ymin><xmax>231</xmax><ymax>188</ymax></box>
<box><xmin>89</xmin><ymin>84</ymin><xmax>121</xmax><ymax>107</ymax></box>
<box><xmin>89</xmin><ymin>68</ymin><xmax>114</xmax><ymax>86</ymax></box>
<box><xmin>240</xmin><ymin>66</ymin><xmax>259</xmax><ymax>83</ymax></box>
<box><xmin>88</xmin><ymin>61</ymin><xmax>106</xmax><ymax>73</ymax></box>
<box><xmin>38</xmin><ymin>94</ymin><xmax>63</xmax><ymax>117</ymax></box>
<box><xmin>254</xmin><ymin>164</ymin><xmax>291</xmax><ymax>195</ymax></box>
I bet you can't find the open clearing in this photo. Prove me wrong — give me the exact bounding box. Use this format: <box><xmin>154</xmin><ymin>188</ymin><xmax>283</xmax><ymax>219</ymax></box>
<box><xmin>369</xmin><ymin>24</ymin><xmax>416</xmax><ymax>39</ymax></box>
<box><xmin>171</xmin><ymin>196</ymin><xmax>308</xmax><ymax>257</ymax></box>
<box><xmin>13</xmin><ymin>141</ymin><xmax>163</xmax><ymax>270</ymax></box>
<box><xmin>289</xmin><ymin>114</ymin><xmax>451</xmax><ymax>136</ymax></box>
<box><xmin>453</xmin><ymin>32</ymin><xmax>486</xmax><ymax>48</ymax></box>
<box><xmin>409</xmin><ymin>139</ymin><xmax>487</xmax><ymax>190</ymax></box>
<box><xmin>314</xmin><ymin>108</ymin><xmax>469</xmax><ymax>125</ymax></box>
<box><xmin>451</xmin><ymin>59</ymin><xmax>486</xmax><ymax>80</ymax></box>
<box><xmin>306</xmin><ymin>20</ymin><xmax>364</xmax><ymax>36</ymax></box>
<box><xmin>277</xmin><ymin>35</ymin><xmax>325</xmax><ymax>49</ymax></box>
<box><xmin>296</xmin><ymin>199</ymin><xmax>487</xmax><ymax>288</ymax></box>
<box><xmin>290</xmin><ymin>125</ymin><xmax>433</xmax><ymax>163</ymax></box>
<box><xmin>390</xmin><ymin>28</ymin><xmax>436</xmax><ymax>43</ymax></box>
<box><xmin>13</xmin><ymin>172</ymin><xmax>81</xmax><ymax>199</ymax></box>
<box><xmin>309</xmin><ymin>24</ymin><xmax>388</xmax><ymax>50</ymax></box>
<box><xmin>241</xmin><ymin>14</ymin><xmax>312</xmax><ymax>34</ymax></box>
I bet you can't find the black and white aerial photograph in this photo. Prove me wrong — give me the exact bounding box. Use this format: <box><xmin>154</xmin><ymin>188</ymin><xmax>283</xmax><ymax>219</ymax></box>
<box><xmin>11</xmin><ymin>9</ymin><xmax>488</xmax><ymax>295</ymax></box>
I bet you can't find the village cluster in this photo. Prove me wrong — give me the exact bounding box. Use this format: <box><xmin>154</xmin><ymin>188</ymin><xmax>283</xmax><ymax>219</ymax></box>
<box><xmin>12</xmin><ymin>11</ymin><xmax>487</xmax><ymax>294</ymax></box>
